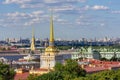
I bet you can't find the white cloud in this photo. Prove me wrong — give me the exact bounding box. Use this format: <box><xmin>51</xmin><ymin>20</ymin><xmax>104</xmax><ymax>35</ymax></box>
<box><xmin>47</xmin><ymin>4</ymin><xmax>83</xmax><ymax>15</ymax></box>
<box><xmin>3</xmin><ymin>0</ymin><xmax>86</xmax><ymax>9</ymax></box>
<box><xmin>0</xmin><ymin>19</ymin><xmax>4</xmax><ymax>22</ymax></box>
<box><xmin>52</xmin><ymin>5</ymin><xmax>75</xmax><ymax>12</ymax></box>
<box><xmin>76</xmin><ymin>16</ymin><xmax>90</xmax><ymax>25</ymax></box>
<box><xmin>78</xmin><ymin>0</ymin><xmax>86</xmax><ymax>2</ymax></box>
<box><xmin>32</xmin><ymin>11</ymin><xmax>44</xmax><ymax>14</ymax></box>
<box><xmin>1</xmin><ymin>10</ymin><xmax>71</xmax><ymax>26</ymax></box>
<box><xmin>7</xmin><ymin>12</ymin><xmax>27</xmax><ymax>17</ymax></box>
<box><xmin>0</xmin><ymin>10</ymin><xmax>46</xmax><ymax>27</ymax></box>
<box><xmin>44</xmin><ymin>0</ymin><xmax>60</xmax><ymax>4</ymax></box>
<box><xmin>44</xmin><ymin>0</ymin><xmax>86</xmax><ymax>4</ymax></box>
<box><xmin>92</xmin><ymin>5</ymin><xmax>109</xmax><ymax>10</ymax></box>
<box><xmin>56</xmin><ymin>18</ymin><xmax>68</xmax><ymax>24</ymax></box>
<box><xmin>3</xmin><ymin>0</ymin><xmax>31</xmax><ymax>4</ymax></box>
<box><xmin>3</xmin><ymin>0</ymin><xmax>44</xmax><ymax>8</ymax></box>
<box><xmin>111</xmin><ymin>11</ymin><xmax>120</xmax><ymax>14</ymax></box>
<box><xmin>6</xmin><ymin>10</ymin><xmax>44</xmax><ymax>18</ymax></box>
<box><xmin>100</xmin><ymin>23</ymin><xmax>105</xmax><ymax>26</ymax></box>
<box><xmin>24</xmin><ymin>17</ymin><xmax>41</xmax><ymax>26</ymax></box>
<box><xmin>20</xmin><ymin>3</ymin><xmax>44</xmax><ymax>8</ymax></box>
<box><xmin>76</xmin><ymin>21</ymin><xmax>90</xmax><ymax>25</ymax></box>
<box><xmin>83</xmin><ymin>5</ymin><xmax>90</xmax><ymax>10</ymax></box>
<box><xmin>1</xmin><ymin>0</ymin><xmax>109</xmax><ymax>28</ymax></box>
<box><xmin>80</xmin><ymin>5</ymin><xmax>109</xmax><ymax>11</ymax></box>
<box><xmin>24</xmin><ymin>21</ymin><xmax>34</xmax><ymax>26</ymax></box>
<box><xmin>3</xmin><ymin>0</ymin><xmax>86</xmax><ymax>4</ymax></box>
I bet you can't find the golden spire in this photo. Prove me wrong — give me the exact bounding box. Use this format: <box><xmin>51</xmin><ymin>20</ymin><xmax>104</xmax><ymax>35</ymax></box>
<box><xmin>30</xmin><ymin>27</ymin><xmax>35</xmax><ymax>51</ymax></box>
<box><xmin>44</xmin><ymin>11</ymin><xmax>59</xmax><ymax>55</ymax></box>
<box><xmin>49</xmin><ymin>12</ymin><xmax>54</xmax><ymax>46</ymax></box>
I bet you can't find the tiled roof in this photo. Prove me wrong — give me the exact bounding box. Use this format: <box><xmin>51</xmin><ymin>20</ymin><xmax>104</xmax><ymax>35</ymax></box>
<box><xmin>80</xmin><ymin>59</ymin><xmax>120</xmax><ymax>73</ymax></box>
<box><xmin>84</xmin><ymin>67</ymin><xmax>106</xmax><ymax>73</ymax></box>
<box><xmin>14</xmin><ymin>72</ymin><xmax>29</xmax><ymax>80</ymax></box>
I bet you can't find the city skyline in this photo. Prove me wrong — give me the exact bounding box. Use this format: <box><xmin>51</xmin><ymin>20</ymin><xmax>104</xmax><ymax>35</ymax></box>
<box><xmin>0</xmin><ymin>0</ymin><xmax>120</xmax><ymax>40</ymax></box>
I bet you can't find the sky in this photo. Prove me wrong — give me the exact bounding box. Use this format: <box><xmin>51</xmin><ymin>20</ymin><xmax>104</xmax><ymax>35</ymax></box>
<box><xmin>0</xmin><ymin>0</ymin><xmax>120</xmax><ymax>40</ymax></box>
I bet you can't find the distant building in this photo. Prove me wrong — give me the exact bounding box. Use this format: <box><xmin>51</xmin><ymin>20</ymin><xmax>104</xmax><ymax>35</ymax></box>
<box><xmin>70</xmin><ymin>47</ymin><xmax>120</xmax><ymax>60</ymax></box>
<box><xmin>99</xmin><ymin>48</ymin><xmax>120</xmax><ymax>59</ymax></box>
<box><xmin>71</xmin><ymin>46</ymin><xmax>101</xmax><ymax>60</ymax></box>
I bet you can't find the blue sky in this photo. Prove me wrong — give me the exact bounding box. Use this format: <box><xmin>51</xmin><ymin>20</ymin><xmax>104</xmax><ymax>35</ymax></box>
<box><xmin>0</xmin><ymin>0</ymin><xmax>120</xmax><ymax>40</ymax></box>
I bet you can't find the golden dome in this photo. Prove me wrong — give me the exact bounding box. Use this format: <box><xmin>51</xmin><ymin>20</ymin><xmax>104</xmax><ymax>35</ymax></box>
<box><xmin>45</xmin><ymin>46</ymin><xmax>59</xmax><ymax>55</ymax></box>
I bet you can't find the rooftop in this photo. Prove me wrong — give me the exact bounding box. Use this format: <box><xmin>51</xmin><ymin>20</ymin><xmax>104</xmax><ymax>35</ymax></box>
<box><xmin>80</xmin><ymin>59</ymin><xmax>120</xmax><ymax>73</ymax></box>
<box><xmin>14</xmin><ymin>72</ymin><xmax>29</xmax><ymax>80</ymax></box>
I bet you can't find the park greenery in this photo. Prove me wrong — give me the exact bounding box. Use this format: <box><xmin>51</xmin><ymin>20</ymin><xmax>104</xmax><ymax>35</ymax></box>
<box><xmin>0</xmin><ymin>62</ymin><xmax>15</xmax><ymax>80</ymax></box>
<box><xmin>27</xmin><ymin>59</ymin><xmax>86</xmax><ymax>80</ymax></box>
<box><xmin>77</xmin><ymin>69</ymin><xmax>120</xmax><ymax>80</ymax></box>
<box><xmin>57</xmin><ymin>45</ymin><xmax>120</xmax><ymax>50</ymax></box>
<box><xmin>27</xmin><ymin>59</ymin><xmax>120</xmax><ymax>80</ymax></box>
<box><xmin>57</xmin><ymin>46</ymin><xmax>72</xmax><ymax>50</ymax></box>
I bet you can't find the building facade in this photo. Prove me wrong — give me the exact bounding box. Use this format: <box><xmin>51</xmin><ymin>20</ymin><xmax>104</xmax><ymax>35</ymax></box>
<box><xmin>40</xmin><ymin>14</ymin><xmax>63</xmax><ymax>69</ymax></box>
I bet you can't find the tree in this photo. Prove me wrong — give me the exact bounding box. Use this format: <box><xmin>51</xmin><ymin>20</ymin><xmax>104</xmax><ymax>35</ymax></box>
<box><xmin>54</xmin><ymin>59</ymin><xmax>86</xmax><ymax>79</ymax></box>
<box><xmin>110</xmin><ymin>53</ymin><xmax>117</xmax><ymax>61</ymax></box>
<box><xmin>110</xmin><ymin>56</ymin><xmax>118</xmax><ymax>61</ymax></box>
<box><xmin>100</xmin><ymin>57</ymin><xmax>108</xmax><ymax>61</ymax></box>
<box><xmin>35</xmin><ymin>71</ymin><xmax>63</xmax><ymax>80</ymax></box>
<box><xmin>57</xmin><ymin>46</ymin><xmax>72</xmax><ymax>50</ymax></box>
<box><xmin>64</xmin><ymin>59</ymin><xmax>86</xmax><ymax>77</ymax></box>
<box><xmin>72</xmin><ymin>69</ymin><xmax>120</xmax><ymax>80</ymax></box>
<box><xmin>54</xmin><ymin>62</ymin><xmax>64</xmax><ymax>71</ymax></box>
<box><xmin>0</xmin><ymin>62</ymin><xmax>15</xmax><ymax>80</ymax></box>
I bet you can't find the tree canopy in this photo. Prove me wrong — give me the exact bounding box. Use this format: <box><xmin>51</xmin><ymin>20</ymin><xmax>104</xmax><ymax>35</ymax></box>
<box><xmin>27</xmin><ymin>59</ymin><xmax>86</xmax><ymax>80</ymax></box>
<box><xmin>27</xmin><ymin>59</ymin><xmax>120</xmax><ymax>80</ymax></box>
<box><xmin>0</xmin><ymin>62</ymin><xmax>15</xmax><ymax>80</ymax></box>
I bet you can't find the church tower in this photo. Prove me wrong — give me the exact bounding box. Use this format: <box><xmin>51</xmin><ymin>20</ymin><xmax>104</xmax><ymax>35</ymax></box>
<box><xmin>30</xmin><ymin>28</ymin><xmax>35</xmax><ymax>51</ymax></box>
<box><xmin>40</xmin><ymin>13</ymin><xmax>63</xmax><ymax>69</ymax></box>
<box><xmin>44</xmin><ymin>14</ymin><xmax>59</xmax><ymax>55</ymax></box>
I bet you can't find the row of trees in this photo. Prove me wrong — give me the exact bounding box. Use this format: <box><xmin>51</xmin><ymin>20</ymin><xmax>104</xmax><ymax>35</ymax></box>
<box><xmin>75</xmin><ymin>69</ymin><xmax>120</xmax><ymax>80</ymax></box>
<box><xmin>100</xmin><ymin>56</ymin><xmax>120</xmax><ymax>61</ymax></box>
<box><xmin>57</xmin><ymin>45</ymin><xmax>120</xmax><ymax>50</ymax></box>
<box><xmin>27</xmin><ymin>59</ymin><xmax>86</xmax><ymax>80</ymax></box>
<box><xmin>27</xmin><ymin>59</ymin><xmax>120</xmax><ymax>80</ymax></box>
